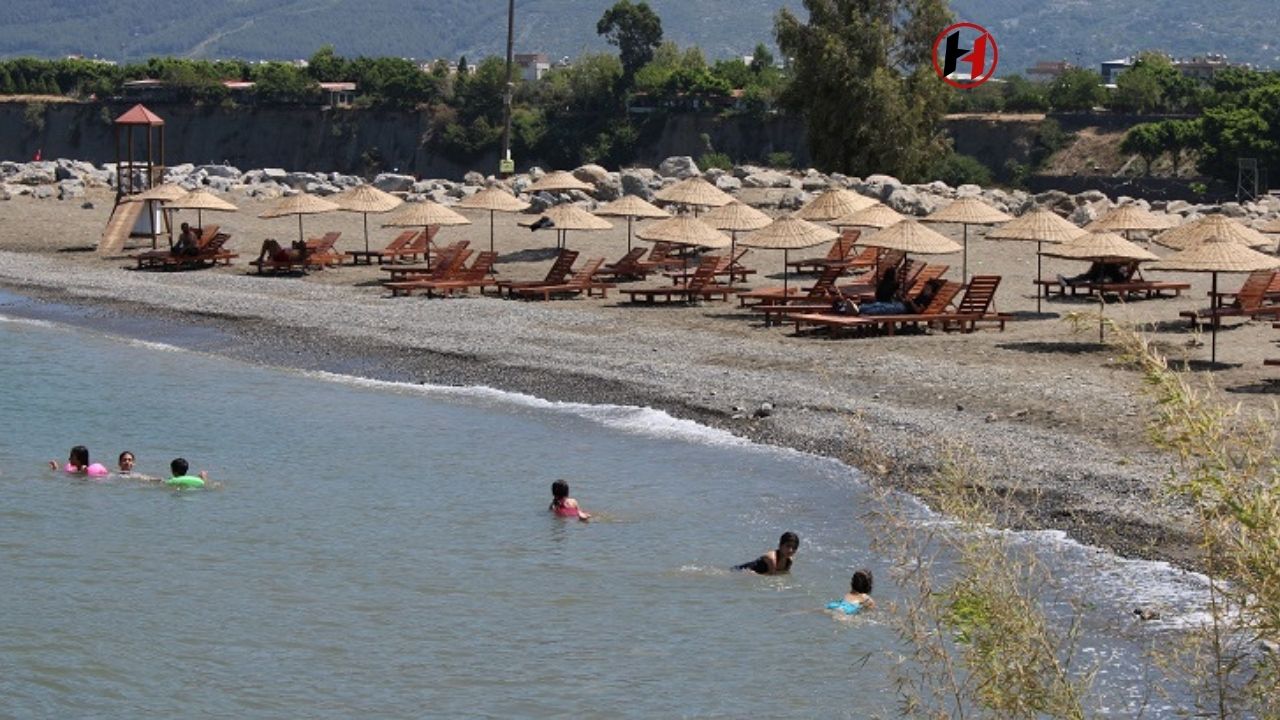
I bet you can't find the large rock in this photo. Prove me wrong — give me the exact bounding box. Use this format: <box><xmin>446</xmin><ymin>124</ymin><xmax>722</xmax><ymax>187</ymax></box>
<box><xmin>657</xmin><ymin>156</ymin><xmax>699</xmax><ymax>179</ymax></box>
<box><xmin>197</xmin><ymin>164</ymin><xmax>242</xmax><ymax>180</ymax></box>
<box><xmin>956</xmin><ymin>183</ymin><xmax>983</xmax><ymax>198</ymax></box>
<box><xmin>165</xmin><ymin>163</ymin><xmax>195</xmax><ymax>182</ymax></box>
<box><xmin>855</xmin><ymin>174</ymin><xmax>903</xmax><ymax>201</ymax></box>
<box><xmin>923</xmin><ymin>180</ymin><xmax>954</xmax><ymax>198</ymax></box>
<box><xmin>573</xmin><ymin>163</ymin><xmax>609</xmax><ymax>185</ymax></box>
<box><xmin>463</xmin><ymin>170</ymin><xmax>486</xmax><ymax>187</ymax></box>
<box><xmin>33</xmin><ymin>185</ymin><xmax>55</xmax><ymax>199</ymax></box>
<box><xmin>620</xmin><ymin>169</ymin><xmax>655</xmax><ymax>200</ymax></box>
<box><xmin>1219</xmin><ymin>201</ymin><xmax>1247</xmax><ymax>218</ymax></box>
<box><xmin>715</xmin><ymin>175</ymin><xmax>742</xmax><ymax>192</ymax></box>
<box><xmin>203</xmin><ymin>176</ymin><xmax>233</xmax><ymax>193</ymax></box>
<box><xmin>885</xmin><ymin>185</ymin><xmax>941</xmax><ymax>216</ymax></box>
<box><xmin>528</xmin><ymin>191</ymin><xmax>557</xmax><ymax>213</ymax></box>
<box><xmin>56</xmin><ymin>179</ymin><xmax>85</xmax><ymax>199</ymax></box>
<box><xmin>743</xmin><ymin>170</ymin><xmax>793</xmax><ymax>189</ymax></box>
<box><xmin>373</xmin><ymin>172</ymin><xmax>415</xmax><ymax>193</ymax></box>
<box><xmin>777</xmin><ymin>189</ymin><xmax>812</xmax><ymax>210</ymax></box>
<box><xmin>14</xmin><ymin>165</ymin><xmax>56</xmax><ymax>185</ymax></box>
<box><xmin>1034</xmin><ymin>189</ymin><xmax>1074</xmax><ymax>214</ymax></box>
<box><xmin>801</xmin><ymin>169</ymin><xmax>832</xmax><ymax>191</ymax></box>
<box><xmin>733</xmin><ymin>164</ymin><xmax>764</xmax><ymax>179</ymax></box>
<box><xmin>281</xmin><ymin>171</ymin><xmax>322</xmax><ymax>189</ymax></box>
<box><xmin>594</xmin><ymin>174</ymin><xmax>623</xmax><ymax>201</ymax></box>
<box><xmin>305</xmin><ymin>182</ymin><xmax>341</xmax><ymax>196</ymax></box>
<box><xmin>261</xmin><ymin>168</ymin><xmax>288</xmax><ymax>182</ymax></box>
<box><xmin>527</xmin><ymin>166</ymin><xmax>546</xmax><ymax>181</ymax></box>
<box><xmin>1068</xmin><ymin>202</ymin><xmax>1105</xmax><ymax>226</ymax></box>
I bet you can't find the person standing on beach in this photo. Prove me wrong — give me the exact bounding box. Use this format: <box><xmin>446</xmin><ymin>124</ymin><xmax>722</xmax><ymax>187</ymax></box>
<box><xmin>735</xmin><ymin>532</ymin><xmax>799</xmax><ymax>574</ymax></box>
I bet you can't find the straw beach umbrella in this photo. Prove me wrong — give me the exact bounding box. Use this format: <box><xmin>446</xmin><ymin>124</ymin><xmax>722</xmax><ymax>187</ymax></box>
<box><xmin>701</xmin><ymin>200</ymin><xmax>771</xmax><ymax>286</ymax></box>
<box><xmin>526</xmin><ymin>170</ymin><xmax>594</xmax><ymax>194</ymax></box>
<box><xmin>653</xmin><ymin>177</ymin><xmax>734</xmax><ymax>213</ymax></box>
<box><xmin>794</xmin><ymin>188</ymin><xmax>876</xmax><ymax>222</ymax></box>
<box><xmin>332</xmin><ymin>185</ymin><xmax>403</xmax><ymax>253</ymax></box>
<box><xmin>738</xmin><ymin>215</ymin><xmax>838</xmax><ymax>294</ymax></box>
<box><xmin>383</xmin><ymin>200</ymin><xmax>471</xmax><ymax>269</ymax></box>
<box><xmin>595</xmin><ymin>195</ymin><xmax>670</xmax><ymax>251</ymax></box>
<box><xmin>986</xmin><ymin>208</ymin><xmax>1087</xmax><ymax>313</ymax></box>
<box><xmin>259</xmin><ymin>193</ymin><xmax>340</xmax><ymax>245</ymax></box>
<box><xmin>132</xmin><ymin>183</ymin><xmax>188</xmax><ymax>248</ymax></box>
<box><xmin>1041</xmin><ymin>232</ymin><xmax>1158</xmax><ymax>341</ymax></box>
<box><xmin>861</xmin><ymin>219</ymin><xmax>963</xmax><ymax>257</ymax></box>
<box><xmin>829</xmin><ymin>202</ymin><xmax>905</xmax><ymax>231</ymax></box>
<box><xmin>1085</xmin><ymin>203</ymin><xmax>1173</xmax><ymax>241</ymax></box>
<box><xmin>167</xmin><ymin>189</ymin><xmax>238</xmax><ymax>230</ymax></box>
<box><xmin>1152</xmin><ymin>214</ymin><xmax>1272</xmax><ymax>251</ymax></box>
<box><xmin>922</xmin><ymin>196</ymin><xmax>1012</xmax><ymax>283</ymax></box>
<box><xmin>1148</xmin><ymin>237</ymin><xmax>1280</xmax><ymax>363</ymax></box>
<box><xmin>457</xmin><ymin>186</ymin><xmax>530</xmax><ymax>255</ymax></box>
<box><xmin>635</xmin><ymin>215</ymin><xmax>731</xmax><ymax>273</ymax></box>
<box><xmin>518</xmin><ymin>203</ymin><xmax>611</xmax><ymax>250</ymax></box>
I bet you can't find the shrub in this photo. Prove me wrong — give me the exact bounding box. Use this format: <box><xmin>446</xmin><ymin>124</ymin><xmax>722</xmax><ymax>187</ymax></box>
<box><xmin>698</xmin><ymin>152</ymin><xmax>732</xmax><ymax>171</ymax></box>
<box><xmin>766</xmin><ymin>151</ymin><xmax>794</xmax><ymax>169</ymax></box>
<box><xmin>929</xmin><ymin>152</ymin><xmax>993</xmax><ymax>187</ymax></box>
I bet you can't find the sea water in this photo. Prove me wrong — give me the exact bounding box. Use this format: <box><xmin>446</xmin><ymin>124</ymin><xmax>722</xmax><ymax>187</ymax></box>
<box><xmin>0</xmin><ymin>308</ymin><xmax>1207</xmax><ymax>718</ymax></box>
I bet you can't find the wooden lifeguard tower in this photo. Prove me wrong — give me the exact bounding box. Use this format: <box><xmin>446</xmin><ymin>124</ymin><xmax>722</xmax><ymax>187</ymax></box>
<box><xmin>99</xmin><ymin>104</ymin><xmax>167</xmax><ymax>255</ymax></box>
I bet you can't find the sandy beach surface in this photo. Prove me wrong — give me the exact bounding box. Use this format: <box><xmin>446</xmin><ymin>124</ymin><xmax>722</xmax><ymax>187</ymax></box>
<box><xmin>3</xmin><ymin>188</ymin><xmax>1278</xmax><ymax>570</ymax></box>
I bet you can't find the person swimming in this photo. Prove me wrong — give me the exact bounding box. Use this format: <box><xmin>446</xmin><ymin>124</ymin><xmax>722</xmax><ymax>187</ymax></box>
<box><xmin>116</xmin><ymin>451</ymin><xmax>162</xmax><ymax>482</ymax></box>
<box><xmin>165</xmin><ymin>457</ymin><xmax>208</xmax><ymax>488</ymax></box>
<box><xmin>735</xmin><ymin>532</ymin><xmax>799</xmax><ymax>575</ymax></box>
<box><xmin>827</xmin><ymin>568</ymin><xmax>876</xmax><ymax>615</ymax></box>
<box><xmin>549</xmin><ymin>479</ymin><xmax>590</xmax><ymax>521</ymax></box>
<box><xmin>49</xmin><ymin>445</ymin><xmax>109</xmax><ymax>478</ymax></box>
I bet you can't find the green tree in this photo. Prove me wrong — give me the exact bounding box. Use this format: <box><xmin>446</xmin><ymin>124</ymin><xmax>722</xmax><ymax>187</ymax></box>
<box><xmin>252</xmin><ymin>62</ymin><xmax>320</xmax><ymax>103</ymax></box>
<box><xmin>597</xmin><ymin>0</ymin><xmax>664</xmax><ymax>82</ymax></box>
<box><xmin>1113</xmin><ymin>65</ymin><xmax>1163</xmax><ymax>113</ymax></box>
<box><xmin>307</xmin><ymin>45</ymin><xmax>347</xmax><ymax>82</ymax></box>
<box><xmin>1197</xmin><ymin>107</ymin><xmax>1274</xmax><ymax>182</ymax></box>
<box><xmin>1120</xmin><ymin>122</ymin><xmax>1165</xmax><ymax>174</ymax></box>
<box><xmin>775</xmin><ymin>0</ymin><xmax>953</xmax><ymax>180</ymax></box>
<box><xmin>1157</xmin><ymin>118</ymin><xmax>1200</xmax><ymax>175</ymax></box>
<box><xmin>749</xmin><ymin>43</ymin><xmax>774</xmax><ymax>74</ymax></box>
<box><xmin>1048</xmin><ymin>67</ymin><xmax>1104</xmax><ymax>111</ymax></box>
<box><xmin>0</xmin><ymin>67</ymin><xmax>13</xmax><ymax>94</ymax></box>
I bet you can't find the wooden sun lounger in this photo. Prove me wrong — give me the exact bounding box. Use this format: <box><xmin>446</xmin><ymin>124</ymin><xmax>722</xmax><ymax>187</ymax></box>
<box><xmin>790</xmin><ymin>282</ymin><xmax>965</xmax><ymax>337</ymax></box>
<box><xmin>383</xmin><ymin>249</ymin><xmax>476</xmax><ymax>296</ymax></box>
<box><xmin>379</xmin><ymin>242</ymin><xmax>472</xmax><ymax>281</ymax></box>
<box><xmin>786</xmin><ymin>230</ymin><xmax>863</xmax><ymax>273</ymax></box>
<box><xmin>305</xmin><ymin>232</ymin><xmax>344</xmax><ymax>267</ymax></box>
<box><xmin>133</xmin><ymin>225</ymin><xmax>232</xmax><ymax>270</ymax></box>
<box><xmin>620</xmin><ymin>256</ymin><xmax>741</xmax><ymax>304</ymax></box>
<box><xmin>599</xmin><ymin>247</ymin><xmax>649</xmax><ymax>280</ymax></box>
<box><xmin>372</xmin><ymin>226</ymin><xmax>440</xmax><ymax>265</ymax></box>
<box><xmin>511</xmin><ymin>258</ymin><xmax>611</xmax><ymax>300</ymax></box>
<box><xmin>1208</xmin><ymin>270</ymin><xmax>1278</xmax><ymax>308</ymax></box>
<box><xmin>494</xmin><ymin>249</ymin><xmax>580</xmax><ymax>297</ymax></box>
<box><xmin>345</xmin><ymin>230</ymin><xmax>418</xmax><ymax>265</ymax></box>
<box><xmin>1181</xmin><ymin>270</ymin><xmax>1280</xmax><ymax>327</ymax></box>
<box><xmin>737</xmin><ymin>265</ymin><xmax>848</xmax><ymax>307</ymax></box>
<box><xmin>383</xmin><ymin>252</ymin><xmax>499</xmax><ymax>297</ymax></box>
<box><xmin>662</xmin><ymin>249</ymin><xmax>756</xmax><ymax>285</ymax></box>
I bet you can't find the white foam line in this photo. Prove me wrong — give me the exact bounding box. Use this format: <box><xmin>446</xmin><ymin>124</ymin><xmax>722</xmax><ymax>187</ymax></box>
<box><xmin>123</xmin><ymin>338</ymin><xmax>184</xmax><ymax>353</ymax></box>
<box><xmin>0</xmin><ymin>313</ymin><xmax>57</xmax><ymax>329</ymax></box>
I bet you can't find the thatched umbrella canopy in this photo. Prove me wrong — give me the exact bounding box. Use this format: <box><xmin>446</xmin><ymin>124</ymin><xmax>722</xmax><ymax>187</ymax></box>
<box><xmin>738</xmin><ymin>215</ymin><xmax>839</xmax><ymax>294</ymax></box>
<box><xmin>922</xmin><ymin>197</ymin><xmax>1013</xmax><ymax>282</ymax></box>
<box><xmin>1147</xmin><ymin>237</ymin><xmax>1280</xmax><ymax>363</ymax></box>
<box><xmin>986</xmin><ymin>208</ymin><xmax>1086</xmax><ymax>312</ymax></box>
<box><xmin>1259</xmin><ymin>218</ymin><xmax>1280</xmax><ymax>233</ymax></box>
<box><xmin>635</xmin><ymin>215</ymin><xmax>731</xmax><ymax>267</ymax></box>
<box><xmin>259</xmin><ymin>193</ymin><xmax>341</xmax><ymax>244</ymax></box>
<box><xmin>829</xmin><ymin>202</ymin><xmax>905</xmax><ymax>230</ymax></box>
<box><xmin>526</xmin><ymin>170</ymin><xmax>594</xmax><ymax>194</ymax></box>
<box><xmin>1153</xmin><ymin>214</ymin><xmax>1272</xmax><ymax>251</ymax></box>
<box><xmin>332</xmin><ymin>185</ymin><xmax>403</xmax><ymax>253</ymax></box>
<box><xmin>862</xmin><ymin>219</ymin><xmax>963</xmax><ymax>255</ymax></box>
<box><xmin>1084</xmin><ymin>204</ymin><xmax>1174</xmax><ymax>242</ymax></box>
<box><xmin>518</xmin><ymin>203</ymin><xmax>611</xmax><ymax>250</ymax></box>
<box><xmin>456</xmin><ymin>185</ymin><xmax>531</xmax><ymax>255</ymax></box>
<box><xmin>653</xmin><ymin>177</ymin><xmax>734</xmax><ymax>212</ymax></box>
<box><xmin>383</xmin><ymin>200</ymin><xmax>471</xmax><ymax>269</ymax></box>
<box><xmin>701</xmin><ymin>201</ymin><xmax>771</xmax><ymax>286</ymax></box>
<box><xmin>794</xmin><ymin>188</ymin><xmax>876</xmax><ymax>222</ymax></box>
<box><xmin>595</xmin><ymin>195</ymin><xmax>670</xmax><ymax>251</ymax></box>
<box><xmin>167</xmin><ymin>189</ymin><xmax>239</xmax><ymax>233</ymax></box>
<box><xmin>1041</xmin><ymin>232</ymin><xmax>1159</xmax><ymax>341</ymax></box>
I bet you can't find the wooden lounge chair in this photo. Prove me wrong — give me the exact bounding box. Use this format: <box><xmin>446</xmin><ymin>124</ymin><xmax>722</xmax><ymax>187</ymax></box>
<box><xmin>662</xmin><ymin>249</ymin><xmax>756</xmax><ymax>285</ymax></box>
<box><xmin>738</xmin><ymin>264</ymin><xmax>847</xmax><ymax>308</ymax></box>
<box><xmin>620</xmin><ymin>256</ymin><xmax>740</xmax><ymax>304</ymax></box>
<box><xmin>790</xmin><ymin>281</ymin><xmax>965</xmax><ymax>337</ymax></box>
<box><xmin>1180</xmin><ymin>270</ymin><xmax>1280</xmax><ymax>327</ymax></box>
<box><xmin>133</xmin><ymin>224</ymin><xmax>228</xmax><ymax>270</ymax></box>
<box><xmin>752</xmin><ymin>264</ymin><xmax>952</xmax><ymax>326</ymax></box>
<box><xmin>384</xmin><ymin>252</ymin><xmax>499</xmax><ymax>297</ymax></box>
<box><xmin>599</xmin><ymin>247</ymin><xmax>650</xmax><ymax>280</ymax></box>
<box><xmin>379</xmin><ymin>241</ymin><xmax>472</xmax><ymax>282</ymax></box>
<box><xmin>786</xmin><ymin>229</ymin><xmax>863</xmax><ymax>273</ymax></box>
<box><xmin>304</xmin><ymin>232</ymin><xmax>344</xmax><ymax>268</ymax></box>
<box><xmin>384</xmin><ymin>249</ymin><xmax>475</xmax><ymax>296</ymax></box>
<box><xmin>1208</xmin><ymin>270</ymin><xmax>1278</xmax><ymax>308</ymax></box>
<box><xmin>382</xmin><ymin>226</ymin><xmax>440</xmax><ymax>264</ymax></box>
<box><xmin>634</xmin><ymin>241</ymin><xmax>687</xmax><ymax>273</ymax></box>
<box><xmin>345</xmin><ymin>230</ymin><xmax>418</xmax><ymax>265</ymax></box>
<box><xmin>511</xmin><ymin>258</ymin><xmax>611</xmax><ymax>301</ymax></box>
<box><xmin>494</xmin><ymin>249</ymin><xmax>580</xmax><ymax>297</ymax></box>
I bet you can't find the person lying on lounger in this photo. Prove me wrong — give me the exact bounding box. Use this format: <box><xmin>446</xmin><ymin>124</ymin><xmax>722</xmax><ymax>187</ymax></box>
<box><xmin>1058</xmin><ymin>261</ymin><xmax>1132</xmax><ymax>286</ymax></box>
<box><xmin>255</xmin><ymin>239</ymin><xmax>309</xmax><ymax>264</ymax></box>
<box><xmin>826</xmin><ymin>278</ymin><xmax>945</xmax><ymax>317</ymax></box>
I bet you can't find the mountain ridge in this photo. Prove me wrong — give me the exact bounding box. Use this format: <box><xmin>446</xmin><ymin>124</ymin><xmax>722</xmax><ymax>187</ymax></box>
<box><xmin>1</xmin><ymin>1</ymin><xmax>1274</xmax><ymax>76</ymax></box>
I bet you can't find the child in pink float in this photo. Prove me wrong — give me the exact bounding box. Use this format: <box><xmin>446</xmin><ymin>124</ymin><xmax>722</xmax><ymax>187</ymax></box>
<box><xmin>48</xmin><ymin>445</ymin><xmax>109</xmax><ymax>478</ymax></box>
<box><xmin>549</xmin><ymin>479</ymin><xmax>591</xmax><ymax>522</ymax></box>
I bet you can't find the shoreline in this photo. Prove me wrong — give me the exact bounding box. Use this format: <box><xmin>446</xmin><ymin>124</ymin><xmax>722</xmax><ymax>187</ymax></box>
<box><xmin>0</xmin><ymin>248</ymin><xmax>1204</xmax><ymax>571</ymax></box>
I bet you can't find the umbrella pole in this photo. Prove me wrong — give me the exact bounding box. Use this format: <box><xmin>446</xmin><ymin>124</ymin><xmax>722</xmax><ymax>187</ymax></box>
<box><xmin>1211</xmin><ymin>272</ymin><xmax>1219</xmax><ymax>364</ymax></box>
<box><xmin>783</xmin><ymin>249</ymin><xmax>789</xmax><ymax>296</ymax></box>
<box><xmin>363</xmin><ymin>213</ymin><xmax>370</xmax><ymax>253</ymax></box>
<box><xmin>627</xmin><ymin>216</ymin><xmax>634</xmax><ymax>252</ymax></box>
<box><xmin>1036</xmin><ymin>241</ymin><xmax>1043</xmax><ymax>314</ymax></box>
<box><xmin>729</xmin><ymin>232</ymin><xmax>737</xmax><ymax>288</ymax></box>
<box><xmin>425</xmin><ymin>225</ymin><xmax>432</xmax><ymax>270</ymax></box>
<box><xmin>489</xmin><ymin>210</ymin><xmax>496</xmax><ymax>256</ymax></box>
<box><xmin>297</xmin><ymin>214</ymin><xmax>304</xmax><ymax>244</ymax></box>
<box><xmin>962</xmin><ymin>224</ymin><xmax>969</xmax><ymax>283</ymax></box>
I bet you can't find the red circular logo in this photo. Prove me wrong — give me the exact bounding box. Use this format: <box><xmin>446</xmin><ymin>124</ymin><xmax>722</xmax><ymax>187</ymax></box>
<box><xmin>932</xmin><ymin>22</ymin><xmax>999</xmax><ymax>89</ymax></box>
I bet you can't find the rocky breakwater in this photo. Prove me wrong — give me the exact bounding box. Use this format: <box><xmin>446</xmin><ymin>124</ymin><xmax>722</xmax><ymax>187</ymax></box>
<box><xmin>5</xmin><ymin>154</ymin><xmax>1280</xmax><ymax>230</ymax></box>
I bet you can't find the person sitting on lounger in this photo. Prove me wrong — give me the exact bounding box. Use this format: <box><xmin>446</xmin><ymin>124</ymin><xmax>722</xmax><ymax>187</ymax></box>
<box><xmin>255</xmin><ymin>239</ymin><xmax>308</xmax><ymax>265</ymax></box>
<box><xmin>173</xmin><ymin>223</ymin><xmax>201</xmax><ymax>256</ymax></box>
<box><xmin>1058</xmin><ymin>261</ymin><xmax>1132</xmax><ymax>287</ymax></box>
<box><xmin>735</xmin><ymin>532</ymin><xmax>799</xmax><ymax>575</ymax></box>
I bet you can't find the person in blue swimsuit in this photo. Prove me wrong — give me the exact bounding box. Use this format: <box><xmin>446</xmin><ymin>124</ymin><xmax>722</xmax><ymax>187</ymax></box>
<box><xmin>827</xmin><ymin>568</ymin><xmax>876</xmax><ymax>615</ymax></box>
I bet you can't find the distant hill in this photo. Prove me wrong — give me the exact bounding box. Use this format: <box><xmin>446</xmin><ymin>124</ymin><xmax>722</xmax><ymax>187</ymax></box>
<box><xmin>1</xmin><ymin>0</ymin><xmax>1275</xmax><ymax>75</ymax></box>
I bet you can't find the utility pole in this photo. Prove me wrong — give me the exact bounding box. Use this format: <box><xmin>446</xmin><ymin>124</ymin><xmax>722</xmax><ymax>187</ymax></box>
<box><xmin>499</xmin><ymin>0</ymin><xmax>516</xmax><ymax>177</ymax></box>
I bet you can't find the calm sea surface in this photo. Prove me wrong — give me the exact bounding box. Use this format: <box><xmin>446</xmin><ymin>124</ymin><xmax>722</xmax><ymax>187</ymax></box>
<box><xmin>0</xmin><ymin>309</ymin><xmax>1206</xmax><ymax>718</ymax></box>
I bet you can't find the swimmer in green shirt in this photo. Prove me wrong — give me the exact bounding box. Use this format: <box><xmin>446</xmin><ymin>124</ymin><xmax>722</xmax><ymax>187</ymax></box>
<box><xmin>166</xmin><ymin>457</ymin><xmax>209</xmax><ymax>488</ymax></box>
